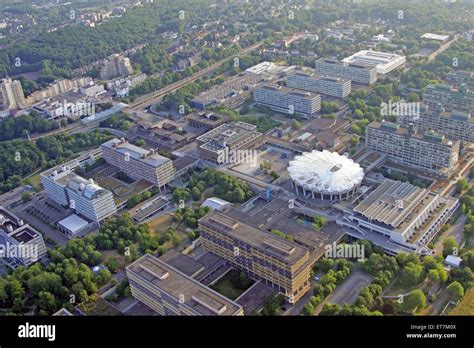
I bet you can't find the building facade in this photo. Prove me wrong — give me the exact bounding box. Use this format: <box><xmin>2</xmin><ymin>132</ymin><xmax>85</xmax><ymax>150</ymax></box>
<box><xmin>313</xmin><ymin>58</ymin><xmax>377</xmax><ymax>85</ymax></box>
<box><xmin>101</xmin><ymin>138</ymin><xmax>175</xmax><ymax>187</ymax></box>
<box><xmin>199</xmin><ymin>211</ymin><xmax>311</xmax><ymax>303</ymax></box>
<box><xmin>422</xmin><ymin>84</ymin><xmax>474</xmax><ymax>113</ymax></box>
<box><xmin>0</xmin><ymin>78</ymin><xmax>27</xmax><ymax>109</ymax></box>
<box><xmin>287</xmin><ymin>70</ymin><xmax>351</xmax><ymax>98</ymax></box>
<box><xmin>253</xmin><ymin>84</ymin><xmax>321</xmax><ymax>119</ymax></box>
<box><xmin>366</xmin><ymin>121</ymin><xmax>460</xmax><ymax>177</ymax></box>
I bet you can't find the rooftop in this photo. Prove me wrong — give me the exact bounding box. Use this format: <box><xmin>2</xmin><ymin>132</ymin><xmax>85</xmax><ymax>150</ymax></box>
<box><xmin>199</xmin><ymin>211</ymin><xmax>308</xmax><ymax>264</ymax></box>
<box><xmin>127</xmin><ymin>254</ymin><xmax>242</xmax><ymax>316</ymax></box>
<box><xmin>102</xmin><ymin>138</ymin><xmax>171</xmax><ymax>168</ymax></box>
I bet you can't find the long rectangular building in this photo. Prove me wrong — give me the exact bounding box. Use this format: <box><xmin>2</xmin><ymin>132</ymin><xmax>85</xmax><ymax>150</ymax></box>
<box><xmin>339</xmin><ymin>179</ymin><xmax>459</xmax><ymax>255</ymax></box>
<box><xmin>101</xmin><ymin>138</ymin><xmax>175</xmax><ymax>187</ymax></box>
<box><xmin>126</xmin><ymin>254</ymin><xmax>243</xmax><ymax>316</ymax></box>
<box><xmin>313</xmin><ymin>58</ymin><xmax>377</xmax><ymax>85</ymax></box>
<box><xmin>366</xmin><ymin>121</ymin><xmax>460</xmax><ymax>177</ymax></box>
<box><xmin>199</xmin><ymin>211</ymin><xmax>311</xmax><ymax>303</ymax></box>
<box><xmin>341</xmin><ymin>50</ymin><xmax>406</xmax><ymax>75</ymax></box>
<box><xmin>397</xmin><ymin>104</ymin><xmax>474</xmax><ymax>144</ymax></box>
<box><xmin>287</xmin><ymin>69</ymin><xmax>351</xmax><ymax>98</ymax></box>
<box><xmin>422</xmin><ymin>84</ymin><xmax>474</xmax><ymax>113</ymax></box>
<box><xmin>253</xmin><ymin>84</ymin><xmax>321</xmax><ymax>119</ymax></box>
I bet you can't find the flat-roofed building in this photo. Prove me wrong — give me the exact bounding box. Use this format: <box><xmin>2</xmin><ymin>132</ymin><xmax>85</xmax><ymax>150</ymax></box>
<box><xmin>187</xmin><ymin>111</ymin><xmax>230</xmax><ymax>131</ymax></box>
<box><xmin>199</xmin><ymin>211</ymin><xmax>311</xmax><ymax>303</ymax></box>
<box><xmin>0</xmin><ymin>206</ymin><xmax>47</xmax><ymax>269</ymax></box>
<box><xmin>196</xmin><ymin>121</ymin><xmax>262</xmax><ymax>164</ymax></box>
<box><xmin>339</xmin><ymin>179</ymin><xmax>459</xmax><ymax>255</ymax></box>
<box><xmin>422</xmin><ymin>84</ymin><xmax>474</xmax><ymax>114</ymax></box>
<box><xmin>446</xmin><ymin>71</ymin><xmax>474</xmax><ymax>89</ymax></box>
<box><xmin>101</xmin><ymin>138</ymin><xmax>175</xmax><ymax>187</ymax></box>
<box><xmin>126</xmin><ymin>254</ymin><xmax>244</xmax><ymax>316</ymax></box>
<box><xmin>314</xmin><ymin>58</ymin><xmax>377</xmax><ymax>85</ymax></box>
<box><xmin>253</xmin><ymin>84</ymin><xmax>321</xmax><ymax>119</ymax></box>
<box><xmin>397</xmin><ymin>104</ymin><xmax>474</xmax><ymax>144</ymax></box>
<box><xmin>366</xmin><ymin>121</ymin><xmax>460</xmax><ymax>177</ymax></box>
<box><xmin>40</xmin><ymin>167</ymin><xmax>117</xmax><ymax>224</ymax></box>
<box><xmin>342</xmin><ymin>50</ymin><xmax>406</xmax><ymax>74</ymax></box>
<box><xmin>287</xmin><ymin>69</ymin><xmax>351</xmax><ymax>98</ymax></box>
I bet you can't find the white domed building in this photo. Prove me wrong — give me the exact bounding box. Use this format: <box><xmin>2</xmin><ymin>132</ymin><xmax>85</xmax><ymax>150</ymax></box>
<box><xmin>288</xmin><ymin>150</ymin><xmax>364</xmax><ymax>201</ymax></box>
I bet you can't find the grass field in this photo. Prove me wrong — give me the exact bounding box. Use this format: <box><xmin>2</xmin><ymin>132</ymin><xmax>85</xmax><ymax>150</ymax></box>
<box><xmin>210</xmin><ymin>269</ymin><xmax>254</xmax><ymax>300</ymax></box>
<box><xmin>26</xmin><ymin>172</ymin><xmax>43</xmax><ymax>191</ymax></box>
<box><xmin>450</xmin><ymin>288</ymin><xmax>474</xmax><ymax>315</ymax></box>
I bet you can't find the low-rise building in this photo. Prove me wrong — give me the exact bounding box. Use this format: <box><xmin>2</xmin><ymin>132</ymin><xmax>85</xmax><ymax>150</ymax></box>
<box><xmin>341</xmin><ymin>50</ymin><xmax>406</xmax><ymax>75</ymax></box>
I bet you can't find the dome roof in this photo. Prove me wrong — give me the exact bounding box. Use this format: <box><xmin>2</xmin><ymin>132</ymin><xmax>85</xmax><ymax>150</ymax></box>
<box><xmin>288</xmin><ymin>150</ymin><xmax>364</xmax><ymax>193</ymax></box>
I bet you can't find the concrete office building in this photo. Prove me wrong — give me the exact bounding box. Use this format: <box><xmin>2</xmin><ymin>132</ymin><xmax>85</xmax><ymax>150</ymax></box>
<box><xmin>196</xmin><ymin>121</ymin><xmax>262</xmax><ymax>164</ymax></box>
<box><xmin>41</xmin><ymin>167</ymin><xmax>117</xmax><ymax>223</ymax></box>
<box><xmin>253</xmin><ymin>84</ymin><xmax>321</xmax><ymax>119</ymax></box>
<box><xmin>101</xmin><ymin>138</ymin><xmax>175</xmax><ymax>187</ymax></box>
<box><xmin>366</xmin><ymin>121</ymin><xmax>460</xmax><ymax>177</ymax></box>
<box><xmin>126</xmin><ymin>254</ymin><xmax>244</xmax><ymax>316</ymax></box>
<box><xmin>314</xmin><ymin>58</ymin><xmax>378</xmax><ymax>85</ymax></box>
<box><xmin>397</xmin><ymin>104</ymin><xmax>474</xmax><ymax>144</ymax></box>
<box><xmin>339</xmin><ymin>179</ymin><xmax>459</xmax><ymax>255</ymax></box>
<box><xmin>199</xmin><ymin>211</ymin><xmax>311</xmax><ymax>303</ymax></box>
<box><xmin>0</xmin><ymin>207</ymin><xmax>47</xmax><ymax>269</ymax></box>
<box><xmin>422</xmin><ymin>84</ymin><xmax>474</xmax><ymax>113</ymax></box>
<box><xmin>342</xmin><ymin>50</ymin><xmax>406</xmax><ymax>74</ymax></box>
<box><xmin>287</xmin><ymin>69</ymin><xmax>351</xmax><ymax>98</ymax></box>
<box><xmin>0</xmin><ymin>78</ymin><xmax>27</xmax><ymax>109</ymax></box>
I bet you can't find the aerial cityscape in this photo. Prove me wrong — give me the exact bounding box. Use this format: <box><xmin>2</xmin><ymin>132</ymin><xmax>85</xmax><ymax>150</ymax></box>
<box><xmin>0</xmin><ymin>0</ymin><xmax>473</xmax><ymax>344</ymax></box>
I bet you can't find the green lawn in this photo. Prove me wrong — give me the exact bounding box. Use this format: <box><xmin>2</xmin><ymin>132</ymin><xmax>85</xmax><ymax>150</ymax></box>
<box><xmin>450</xmin><ymin>288</ymin><xmax>474</xmax><ymax>315</ymax></box>
<box><xmin>26</xmin><ymin>172</ymin><xmax>43</xmax><ymax>191</ymax></box>
<box><xmin>210</xmin><ymin>269</ymin><xmax>254</xmax><ymax>300</ymax></box>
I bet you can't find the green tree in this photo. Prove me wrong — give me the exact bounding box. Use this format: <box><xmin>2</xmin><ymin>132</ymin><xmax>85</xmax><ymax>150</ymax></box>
<box><xmin>447</xmin><ymin>281</ymin><xmax>464</xmax><ymax>300</ymax></box>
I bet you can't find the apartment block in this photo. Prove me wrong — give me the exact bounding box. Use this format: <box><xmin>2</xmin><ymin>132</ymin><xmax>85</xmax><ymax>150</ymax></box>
<box><xmin>101</xmin><ymin>138</ymin><xmax>175</xmax><ymax>187</ymax></box>
<box><xmin>0</xmin><ymin>78</ymin><xmax>27</xmax><ymax>109</ymax></box>
<box><xmin>422</xmin><ymin>83</ymin><xmax>474</xmax><ymax>113</ymax></box>
<box><xmin>126</xmin><ymin>254</ymin><xmax>244</xmax><ymax>316</ymax></box>
<box><xmin>41</xmin><ymin>167</ymin><xmax>117</xmax><ymax>223</ymax></box>
<box><xmin>398</xmin><ymin>104</ymin><xmax>474</xmax><ymax>144</ymax></box>
<box><xmin>100</xmin><ymin>54</ymin><xmax>134</xmax><ymax>80</ymax></box>
<box><xmin>287</xmin><ymin>69</ymin><xmax>351</xmax><ymax>98</ymax></box>
<box><xmin>366</xmin><ymin>121</ymin><xmax>460</xmax><ymax>177</ymax></box>
<box><xmin>0</xmin><ymin>206</ymin><xmax>47</xmax><ymax>269</ymax></box>
<box><xmin>199</xmin><ymin>211</ymin><xmax>311</xmax><ymax>303</ymax></box>
<box><xmin>313</xmin><ymin>58</ymin><xmax>377</xmax><ymax>85</ymax></box>
<box><xmin>253</xmin><ymin>84</ymin><xmax>321</xmax><ymax>119</ymax></box>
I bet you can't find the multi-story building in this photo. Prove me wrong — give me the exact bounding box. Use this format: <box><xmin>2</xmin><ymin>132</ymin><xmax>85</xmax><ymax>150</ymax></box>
<box><xmin>100</xmin><ymin>54</ymin><xmax>134</xmax><ymax>80</ymax></box>
<box><xmin>287</xmin><ymin>69</ymin><xmax>351</xmax><ymax>98</ymax></box>
<box><xmin>253</xmin><ymin>84</ymin><xmax>321</xmax><ymax>119</ymax></box>
<box><xmin>398</xmin><ymin>104</ymin><xmax>474</xmax><ymax>144</ymax></box>
<box><xmin>196</xmin><ymin>121</ymin><xmax>262</xmax><ymax>164</ymax></box>
<box><xmin>339</xmin><ymin>179</ymin><xmax>459</xmax><ymax>255</ymax></box>
<box><xmin>0</xmin><ymin>78</ymin><xmax>27</xmax><ymax>109</ymax></box>
<box><xmin>313</xmin><ymin>58</ymin><xmax>377</xmax><ymax>85</ymax></box>
<box><xmin>199</xmin><ymin>211</ymin><xmax>312</xmax><ymax>303</ymax></box>
<box><xmin>341</xmin><ymin>50</ymin><xmax>406</xmax><ymax>74</ymax></box>
<box><xmin>25</xmin><ymin>77</ymin><xmax>92</xmax><ymax>105</ymax></box>
<box><xmin>41</xmin><ymin>167</ymin><xmax>117</xmax><ymax>223</ymax></box>
<box><xmin>101</xmin><ymin>138</ymin><xmax>175</xmax><ymax>187</ymax></box>
<box><xmin>366</xmin><ymin>121</ymin><xmax>460</xmax><ymax>177</ymax></box>
<box><xmin>0</xmin><ymin>206</ymin><xmax>47</xmax><ymax>269</ymax></box>
<box><xmin>422</xmin><ymin>84</ymin><xmax>474</xmax><ymax>113</ymax></box>
<box><xmin>446</xmin><ymin>70</ymin><xmax>474</xmax><ymax>89</ymax></box>
<box><xmin>126</xmin><ymin>254</ymin><xmax>244</xmax><ymax>316</ymax></box>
